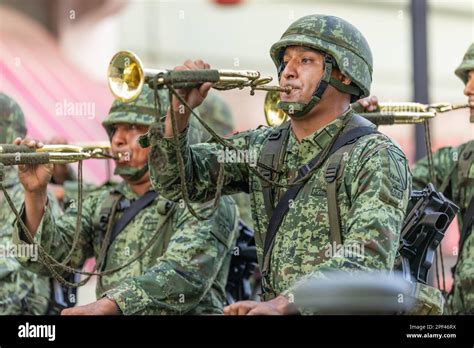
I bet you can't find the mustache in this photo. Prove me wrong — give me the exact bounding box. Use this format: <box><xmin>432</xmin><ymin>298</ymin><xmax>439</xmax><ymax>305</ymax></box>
<box><xmin>281</xmin><ymin>83</ymin><xmax>302</xmax><ymax>90</ymax></box>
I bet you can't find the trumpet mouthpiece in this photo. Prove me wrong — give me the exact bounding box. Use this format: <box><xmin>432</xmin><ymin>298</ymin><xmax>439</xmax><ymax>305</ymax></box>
<box><xmin>282</xmin><ymin>86</ymin><xmax>292</xmax><ymax>94</ymax></box>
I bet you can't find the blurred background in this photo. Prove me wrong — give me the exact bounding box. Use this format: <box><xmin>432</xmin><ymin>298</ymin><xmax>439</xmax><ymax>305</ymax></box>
<box><xmin>1</xmin><ymin>0</ymin><xmax>473</xmax><ymax>304</ymax></box>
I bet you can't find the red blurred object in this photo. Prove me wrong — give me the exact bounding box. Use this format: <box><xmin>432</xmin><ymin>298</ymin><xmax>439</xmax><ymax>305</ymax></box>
<box><xmin>0</xmin><ymin>5</ymin><xmax>113</xmax><ymax>184</ymax></box>
<box><xmin>213</xmin><ymin>0</ymin><xmax>243</xmax><ymax>5</ymax></box>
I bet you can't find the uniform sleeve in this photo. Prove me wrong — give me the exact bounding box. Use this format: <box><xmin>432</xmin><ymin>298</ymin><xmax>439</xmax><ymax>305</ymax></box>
<box><xmin>11</xmin><ymin>194</ymin><xmax>97</xmax><ymax>277</ymax></box>
<box><xmin>283</xmin><ymin>137</ymin><xmax>412</xmax><ymax>311</ymax></box>
<box><xmin>148</xmin><ymin>124</ymin><xmax>259</xmax><ymax>202</ymax></box>
<box><xmin>105</xmin><ymin>197</ymin><xmax>238</xmax><ymax>315</ymax></box>
<box><xmin>411</xmin><ymin>146</ymin><xmax>462</xmax><ymax>190</ymax></box>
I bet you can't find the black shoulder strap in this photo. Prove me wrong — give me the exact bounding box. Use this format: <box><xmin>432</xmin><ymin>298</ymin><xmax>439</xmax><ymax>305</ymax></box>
<box><xmin>259</xmin><ymin>121</ymin><xmax>291</xmax><ymax>219</ymax></box>
<box><xmin>324</xmin><ymin>114</ymin><xmax>377</xmax><ymax>246</ymax></box>
<box><xmin>109</xmin><ymin>190</ymin><xmax>159</xmax><ymax>245</ymax></box>
<box><xmin>97</xmin><ymin>191</ymin><xmax>123</xmax><ymax>243</ymax></box>
<box><xmin>261</xmin><ymin>125</ymin><xmax>379</xmax><ymax>282</ymax></box>
<box><xmin>325</xmin><ymin>144</ymin><xmax>351</xmax><ymax>246</ymax></box>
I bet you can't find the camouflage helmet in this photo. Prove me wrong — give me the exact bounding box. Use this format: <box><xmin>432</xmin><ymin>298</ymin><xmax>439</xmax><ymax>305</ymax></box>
<box><xmin>103</xmin><ymin>85</ymin><xmax>207</xmax><ymax>181</ymax></box>
<box><xmin>0</xmin><ymin>93</ymin><xmax>27</xmax><ymax>144</ymax></box>
<box><xmin>454</xmin><ymin>43</ymin><xmax>474</xmax><ymax>84</ymax></box>
<box><xmin>195</xmin><ymin>93</ymin><xmax>234</xmax><ymax>142</ymax></box>
<box><xmin>102</xmin><ymin>84</ymin><xmax>162</xmax><ymax>138</ymax></box>
<box><xmin>104</xmin><ymin>84</ymin><xmax>204</xmax><ymax>145</ymax></box>
<box><xmin>270</xmin><ymin>15</ymin><xmax>373</xmax><ymax>117</ymax></box>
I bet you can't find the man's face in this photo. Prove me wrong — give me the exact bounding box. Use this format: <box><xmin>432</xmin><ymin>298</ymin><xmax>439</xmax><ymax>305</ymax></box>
<box><xmin>464</xmin><ymin>70</ymin><xmax>474</xmax><ymax>102</ymax></box>
<box><xmin>464</xmin><ymin>70</ymin><xmax>474</xmax><ymax>121</ymax></box>
<box><xmin>279</xmin><ymin>46</ymin><xmax>325</xmax><ymax>104</ymax></box>
<box><xmin>111</xmin><ymin>123</ymin><xmax>150</xmax><ymax>172</ymax></box>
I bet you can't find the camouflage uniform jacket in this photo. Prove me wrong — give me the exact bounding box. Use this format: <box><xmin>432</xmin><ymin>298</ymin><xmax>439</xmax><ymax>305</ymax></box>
<box><xmin>411</xmin><ymin>140</ymin><xmax>474</xmax><ymax>314</ymax></box>
<box><xmin>0</xmin><ymin>167</ymin><xmax>51</xmax><ymax>314</ymax></box>
<box><xmin>12</xmin><ymin>180</ymin><xmax>238</xmax><ymax>315</ymax></box>
<box><xmin>149</xmin><ymin>108</ymin><xmax>411</xmax><ymax>300</ymax></box>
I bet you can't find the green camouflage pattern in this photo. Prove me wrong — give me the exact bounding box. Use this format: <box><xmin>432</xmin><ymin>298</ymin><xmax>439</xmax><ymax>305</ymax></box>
<box><xmin>270</xmin><ymin>15</ymin><xmax>373</xmax><ymax>98</ymax></box>
<box><xmin>12</xmin><ymin>181</ymin><xmax>239</xmax><ymax>315</ymax></box>
<box><xmin>455</xmin><ymin>43</ymin><xmax>474</xmax><ymax>84</ymax></box>
<box><xmin>411</xmin><ymin>141</ymin><xmax>474</xmax><ymax>314</ymax></box>
<box><xmin>0</xmin><ymin>95</ymin><xmax>52</xmax><ymax>315</ymax></box>
<box><xmin>61</xmin><ymin>181</ymin><xmax>107</xmax><ymax>210</ymax></box>
<box><xmin>149</xmin><ymin>108</ymin><xmax>411</xmax><ymax>300</ymax></box>
<box><xmin>0</xmin><ymin>167</ymin><xmax>59</xmax><ymax>315</ymax></box>
<box><xmin>194</xmin><ymin>93</ymin><xmax>254</xmax><ymax>229</ymax></box>
<box><xmin>10</xmin><ymin>89</ymin><xmax>239</xmax><ymax>315</ymax></box>
<box><xmin>0</xmin><ymin>93</ymin><xmax>27</xmax><ymax>144</ymax></box>
<box><xmin>196</xmin><ymin>93</ymin><xmax>235</xmax><ymax>141</ymax></box>
<box><xmin>102</xmin><ymin>85</ymin><xmax>163</xmax><ymax>136</ymax></box>
<box><xmin>409</xmin><ymin>283</ymin><xmax>445</xmax><ymax>315</ymax></box>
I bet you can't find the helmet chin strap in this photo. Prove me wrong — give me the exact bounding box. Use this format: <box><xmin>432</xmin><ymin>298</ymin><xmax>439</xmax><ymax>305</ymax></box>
<box><xmin>114</xmin><ymin>162</ymin><xmax>149</xmax><ymax>182</ymax></box>
<box><xmin>277</xmin><ymin>54</ymin><xmax>360</xmax><ymax>119</ymax></box>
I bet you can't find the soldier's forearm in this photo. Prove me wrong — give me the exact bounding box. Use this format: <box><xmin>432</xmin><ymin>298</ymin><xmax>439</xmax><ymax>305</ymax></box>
<box><xmin>163</xmin><ymin>108</ymin><xmax>191</xmax><ymax>138</ymax></box>
<box><xmin>23</xmin><ymin>190</ymin><xmax>47</xmax><ymax>240</ymax></box>
<box><xmin>149</xmin><ymin>128</ymin><xmax>193</xmax><ymax>201</ymax></box>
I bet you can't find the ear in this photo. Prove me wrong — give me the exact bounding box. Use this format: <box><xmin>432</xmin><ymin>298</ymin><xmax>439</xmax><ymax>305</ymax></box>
<box><xmin>333</xmin><ymin>69</ymin><xmax>352</xmax><ymax>86</ymax></box>
<box><xmin>340</xmin><ymin>75</ymin><xmax>352</xmax><ymax>86</ymax></box>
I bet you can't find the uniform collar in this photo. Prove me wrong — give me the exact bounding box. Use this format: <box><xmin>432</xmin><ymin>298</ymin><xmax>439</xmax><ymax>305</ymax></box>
<box><xmin>287</xmin><ymin>107</ymin><xmax>353</xmax><ymax>155</ymax></box>
<box><xmin>110</xmin><ymin>180</ymin><xmax>155</xmax><ymax>201</ymax></box>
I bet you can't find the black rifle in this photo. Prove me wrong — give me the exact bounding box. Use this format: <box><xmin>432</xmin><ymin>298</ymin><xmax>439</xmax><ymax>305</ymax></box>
<box><xmin>225</xmin><ymin>220</ymin><xmax>259</xmax><ymax>304</ymax></box>
<box><xmin>397</xmin><ymin>183</ymin><xmax>459</xmax><ymax>284</ymax></box>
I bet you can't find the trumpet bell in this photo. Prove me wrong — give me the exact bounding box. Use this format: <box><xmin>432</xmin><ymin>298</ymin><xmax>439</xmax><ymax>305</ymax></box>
<box><xmin>264</xmin><ymin>91</ymin><xmax>288</xmax><ymax>127</ymax></box>
<box><xmin>108</xmin><ymin>51</ymin><xmax>145</xmax><ymax>102</ymax></box>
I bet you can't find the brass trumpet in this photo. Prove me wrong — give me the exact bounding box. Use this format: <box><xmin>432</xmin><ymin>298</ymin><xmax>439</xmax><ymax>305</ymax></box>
<box><xmin>0</xmin><ymin>143</ymin><xmax>117</xmax><ymax>165</ymax></box>
<box><xmin>263</xmin><ymin>91</ymin><xmax>469</xmax><ymax>126</ymax></box>
<box><xmin>108</xmin><ymin>50</ymin><xmax>291</xmax><ymax>102</ymax></box>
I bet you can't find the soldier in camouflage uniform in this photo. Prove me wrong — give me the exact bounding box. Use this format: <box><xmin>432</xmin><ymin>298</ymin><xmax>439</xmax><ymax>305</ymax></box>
<box><xmin>0</xmin><ymin>93</ymin><xmax>53</xmax><ymax>314</ymax></box>
<box><xmin>147</xmin><ymin>14</ymin><xmax>411</xmax><ymax>314</ymax></box>
<box><xmin>411</xmin><ymin>43</ymin><xmax>474</xmax><ymax>314</ymax></box>
<box><xmin>12</xmin><ymin>86</ymin><xmax>239</xmax><ymax>315</ymax></box>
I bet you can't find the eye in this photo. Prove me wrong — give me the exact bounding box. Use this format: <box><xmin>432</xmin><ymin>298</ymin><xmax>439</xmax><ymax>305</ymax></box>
<box><xmin>302</xmin><ymin>57</ymin><xmax>313</xmax><ymax>64</ymax></box>
<box><xmin>130</xmin><ymin>124</ymin><xmax>138</xmax><ymax>130</ymax></box>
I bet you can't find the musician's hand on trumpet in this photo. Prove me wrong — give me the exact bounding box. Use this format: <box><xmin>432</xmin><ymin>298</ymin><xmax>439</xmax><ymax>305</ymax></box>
<box><xmin>45</xmin><ymin>136</ymin><xmax>71</xmax><ymax>203</ymax></box>
<box><xmin>164</xmin><ymin>59</ymin><xmax>213</xmax><ymax>138</ymax></box>
<box><xmin>356</xmin><ymin>95</ymin><xmax>379</xmax><ymax>112</ymax></box>
<box><xmin>13</xmin><ymin>137</ymin><xmax>53</xmax><ymax>194</ymax></box>
<box><xmin>12</xmin><ymin>137</ymin><xmax>52</xmax><ymax>238</ymax></box>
